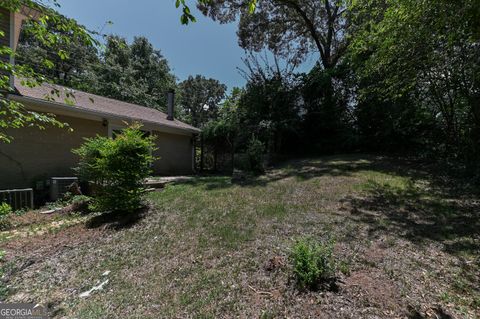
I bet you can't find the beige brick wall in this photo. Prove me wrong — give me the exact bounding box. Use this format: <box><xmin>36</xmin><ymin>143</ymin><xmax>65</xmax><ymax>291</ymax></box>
<box><xmin>152</xmin><ymin>131</ymin><xmax>193</xmax><ymax>176</ymax></box>
<box><xmin>0</xmin><ymin>115</ymin><xmax>107</xmax><ymax>189</ymax></box>
<box><xmin>0</xmin><ymin>109</ymin><xmax>195</xmax><ymax>189</ymax></box>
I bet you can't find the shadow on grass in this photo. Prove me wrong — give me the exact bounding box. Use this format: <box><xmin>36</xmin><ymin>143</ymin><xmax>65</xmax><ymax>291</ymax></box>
<box><xmin>345</xmin><ymin>179</ymin><xmax>480</xmax><ymax>256</ymax></box>
<box><xmin>169</xmin><ymin>175</ymin><xmax>234</xmax><ymax>191</ymax></box>
<box><xmin>182</xmin><ymin>154</ymin><xmax>478</xmax><ymax>195</ymax></box>
<box><xmin>86</xmin><ymin>206</ymin><xmax>148</xmax><ymax>230</ymax></box>
<box><xmin>177</xmin><ymin>154</ymin><xmax>479</xmax><ymax>256</ymax></box>
<box><xmin>175</xmin><ymin>154</ymin><xmax>382</xmax><ymax>190</ymax></box>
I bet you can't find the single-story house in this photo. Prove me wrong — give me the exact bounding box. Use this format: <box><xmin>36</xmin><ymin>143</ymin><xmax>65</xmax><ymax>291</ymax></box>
<box><xmin>0</xmin><ymin>78</ymin><xmax>200</xmax><ymax>190</ymax></box>
<box><xmin>0</xmin><ymin>6</ymin><xmax>200</xmax><ymax>191</ymax></box>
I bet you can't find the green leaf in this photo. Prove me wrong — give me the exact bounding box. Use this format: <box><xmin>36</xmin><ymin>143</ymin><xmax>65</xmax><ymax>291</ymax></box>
<box><xmin>248</xmin><ymin>0</ymin><xmax>257</xmax><ymax>14</ymax></box>
<box><xmin>58</xmin><ymin>49</ymin><xmax>69</xmax><ymax>60</ymax></box>
<box><xmin>43</xmin><ymin>59</ymin><xmax>55</xmax><ymax>69</ymax></box>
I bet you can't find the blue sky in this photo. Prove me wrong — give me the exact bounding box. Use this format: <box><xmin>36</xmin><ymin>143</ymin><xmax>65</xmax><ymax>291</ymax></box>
<box><xmin>56</xmin><ymin>0</ymin><xmax>247</xmax><ymax>90</ymax></box>
<box><xmin>56</xmin><ymin>0</ymin><xmax>318</xmax><ymax>91</ymax></box>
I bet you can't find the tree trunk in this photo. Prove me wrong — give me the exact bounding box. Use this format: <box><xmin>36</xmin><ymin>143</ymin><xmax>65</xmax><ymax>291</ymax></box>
<box><xmin>213</xmin><ymin>144</ymin><xmax>218</xmax><ymax>172</ymax></box>
<box><xmin>231</xmin><ymin>140</ymin><xmax>235</xmax><ymax>174</ymax></box>
<box><xmin>469</xmin><ymin>94</ymin><xmax>480</xmax><ymax>164</ymax></box>
<box><xmin>200</xmin><ymin>136</ymin><xmax>205</xmax><ymax>172</ymax></box>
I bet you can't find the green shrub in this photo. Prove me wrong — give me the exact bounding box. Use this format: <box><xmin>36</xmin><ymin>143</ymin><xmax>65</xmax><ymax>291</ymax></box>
<box><xmin>73</xmin><ymin>124</ymin><xmax>156</xmax><ymax>213</ymax></box>
<box><xmin>0</xmin><ymin>203</ymin><xmax>12</xmax><ymax>217</ymax></box>
<box><xmin>246</xmin><ymin>136</ymin><xmax>265</xmax><ymax>174</ymax></box>
<box><xmin>290</xmin><ymin>237</ymin><xmax>336</xmax><ymax>290</ymax></box>
<box><xmin>0</xmin><ymin>203</ymin><xmax>12</xmax><ymax>231</ymax></box>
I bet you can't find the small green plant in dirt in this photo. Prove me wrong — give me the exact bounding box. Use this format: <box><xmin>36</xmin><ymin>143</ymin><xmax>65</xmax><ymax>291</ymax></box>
<box><xmin>290</xmin><ymin>237</ymin><xmax>337</xmax><ymax>290</ymax></box>
<box><xmin>73</xmin><ymin>124</ymin><xmax>156</xmax><ymax>213</ymax></box>
<box><xmin>0</xmin><ymin>203</ymin><xmax>12</xmax><ymax>231</ymax></box>
<box><xmin>44</xmin><ymin>194</ymin><xmax>92</xmax><ymax>215</ymax></box>
<box><xmin>0</xmin><ymin>203</ymin><xmax>11</xmax><ymax>216</ymax></box>
<box><xmin>246</xmin><ymin>136</ymin><xmax>266</xmax><ymax>174</ymax></box>
<box><xmin>338</xmin><ymin>260</ymin><xmax>351</xmax><ymax>276</ymax></box>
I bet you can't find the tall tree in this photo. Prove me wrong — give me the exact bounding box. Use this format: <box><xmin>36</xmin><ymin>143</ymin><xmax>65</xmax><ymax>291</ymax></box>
<box><xmin>178</xmin><ymin>75</ymin><xmax>227</xmax><ymax>127</ymax></box>
<box><xmin>237</xmin><ymin>53</ymin><xmax>302</xmax><ymax>155</ymax></box>
<box><xmin>202</xmin><ymin>87</ymin><xmax>243</xmax><ymax>171</ymax></box>
<box><xmin>81</xmin><ymin>35</ymin><xmax>176</xmax><ymax>111</ymax></box>
<box><xmin>198</xmin><ymin>0</ymin><xmax>352</xmax><ymax>150</ymax></box>
<box><xmin>0</xmin><ymin>0</ymin><xmax>95</xmax><ymax>143</ymax></box>
<box><xmin>198</xmin><ymin>0</ymin><xmax>349</xmax><ymax>70</ymax></box>
<box><xmin>350</xmin><ymin>0</ymin><xmax>480</xmax><ymax>168</ymax></box>
<box><xmin>16</xmin><ymin>14</ymin><xmax>99</xmax><ymax>87</ymax></box>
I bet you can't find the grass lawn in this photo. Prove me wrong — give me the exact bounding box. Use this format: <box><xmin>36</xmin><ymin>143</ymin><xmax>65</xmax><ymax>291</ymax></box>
<box><xmin>1</xmin><ymin>155</ymin><xmax>479</xmax><ymax>318</ymax></box>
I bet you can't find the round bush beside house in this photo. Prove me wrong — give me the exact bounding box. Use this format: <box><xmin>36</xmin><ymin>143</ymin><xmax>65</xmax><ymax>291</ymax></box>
<box><xmin>73</xmin><ymin>125</ymin><xmax>157</xmax><ymax>213</ymax></box>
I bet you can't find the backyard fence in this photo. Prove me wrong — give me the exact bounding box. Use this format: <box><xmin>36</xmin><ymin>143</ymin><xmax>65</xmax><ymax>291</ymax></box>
<box><xmin>196</xmin><ymin>135</ymin><xmax>235</xmax><ymax>173</ymax></box>
<box><xmin>0</xmin><ymin>188</ymin><xmax>34</xmax><ymax>211</ymax></box>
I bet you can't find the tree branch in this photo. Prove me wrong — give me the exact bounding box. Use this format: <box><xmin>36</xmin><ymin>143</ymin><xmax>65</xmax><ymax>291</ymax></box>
<box><xmin>276</xmin><ymin>0</ymin><xmax>327</xmax><ymax>67</ymax></box>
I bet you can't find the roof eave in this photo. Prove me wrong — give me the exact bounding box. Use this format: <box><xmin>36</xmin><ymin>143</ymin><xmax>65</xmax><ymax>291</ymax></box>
<box><xmin>8</xmin><ymin>94</ymin><xmax>201</xmax><ymax>135</ymax></box>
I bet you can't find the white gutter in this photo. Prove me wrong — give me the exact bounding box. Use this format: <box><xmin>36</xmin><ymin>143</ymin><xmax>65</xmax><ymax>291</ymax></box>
<box><xmin>9</xmin><ymin>94</ymin><xmax>201</xmax><ymax>135</ymax></box>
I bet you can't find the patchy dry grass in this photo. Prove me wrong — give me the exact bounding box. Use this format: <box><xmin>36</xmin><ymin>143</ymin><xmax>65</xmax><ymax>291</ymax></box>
<box><xmin>1</xmin><ymin>154</ymin><xmax>479</xmax><ymax>318</ymax></box>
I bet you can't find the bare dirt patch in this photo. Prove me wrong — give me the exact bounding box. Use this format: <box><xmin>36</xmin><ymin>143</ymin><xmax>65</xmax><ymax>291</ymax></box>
<box><xmin>3</xmin><ymin>223</ymin><xmax>105</xmax><ymax>262</ymax></box>
<box><xmin>345</xmin><ymin>269</ymin><xmax>404</xmax><ymax>313</ymax></box>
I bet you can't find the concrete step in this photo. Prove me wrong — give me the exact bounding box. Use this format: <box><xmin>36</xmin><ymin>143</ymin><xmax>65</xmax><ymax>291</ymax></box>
<box><xmin>144</xmin><ymin>176</ymin><xmax>193</xmax><ymax>189</ymax></box>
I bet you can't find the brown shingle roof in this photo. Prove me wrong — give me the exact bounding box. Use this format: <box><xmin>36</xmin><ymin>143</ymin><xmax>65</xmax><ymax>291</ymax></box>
<box><xmin>13</xmin><ymin>78</ymin><xmax>200</xmax><ymax>134</ymax></box>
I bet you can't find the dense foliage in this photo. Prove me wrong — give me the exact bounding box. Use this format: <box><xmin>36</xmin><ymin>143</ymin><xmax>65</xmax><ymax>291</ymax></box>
<box><xmin>197</xmin><ymin>0</ymin><xmax>480</xmax><ymax>179</ymax></box>
<box><xmin>80</xmin><ymin>36</ymin><xmax>177</xmax><ymax>111</ymax></box>
<box><xmin>18</xmin><ymin>33</ymin><xmax>177</xmax><ymax>112</ymax></box>
<box><xmin>245</xmin><ymin>135</ymin><xmax>265</xmax><ymax>174</ymax></box>
<box><xmin>72</xmin><ymin>125</ymin><xmax>156</xmax><ymax>213</ymax></box>
<box><xmin>179</xmin><ymin>75</ymin><xmax>227</xmax><ymax>127</ymax></box>
<box><xmin>0</xmin><ymin>0</ymin><xmax>94</xmax><ymax>143</ymax></box>
<box><xmin>350</xmin><ymin>0</ymin><xmax>480</xmax><ymax>175</ymax></box>
<box><xmin>16</xmin><ymin>13</ymin><xmax>99</xmax><ymax>87</ymax></box>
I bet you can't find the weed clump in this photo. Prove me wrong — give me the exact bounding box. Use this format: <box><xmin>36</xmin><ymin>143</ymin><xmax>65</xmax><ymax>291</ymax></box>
<box><xmin>290</xmin><ymin>237</ymin><xmax>337</xmax><ymax>290</ymax></box>
<box><xmin>0</xmin><ymin>203</ymin><xmax>12</xmax><ymax>230</ymax></box>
